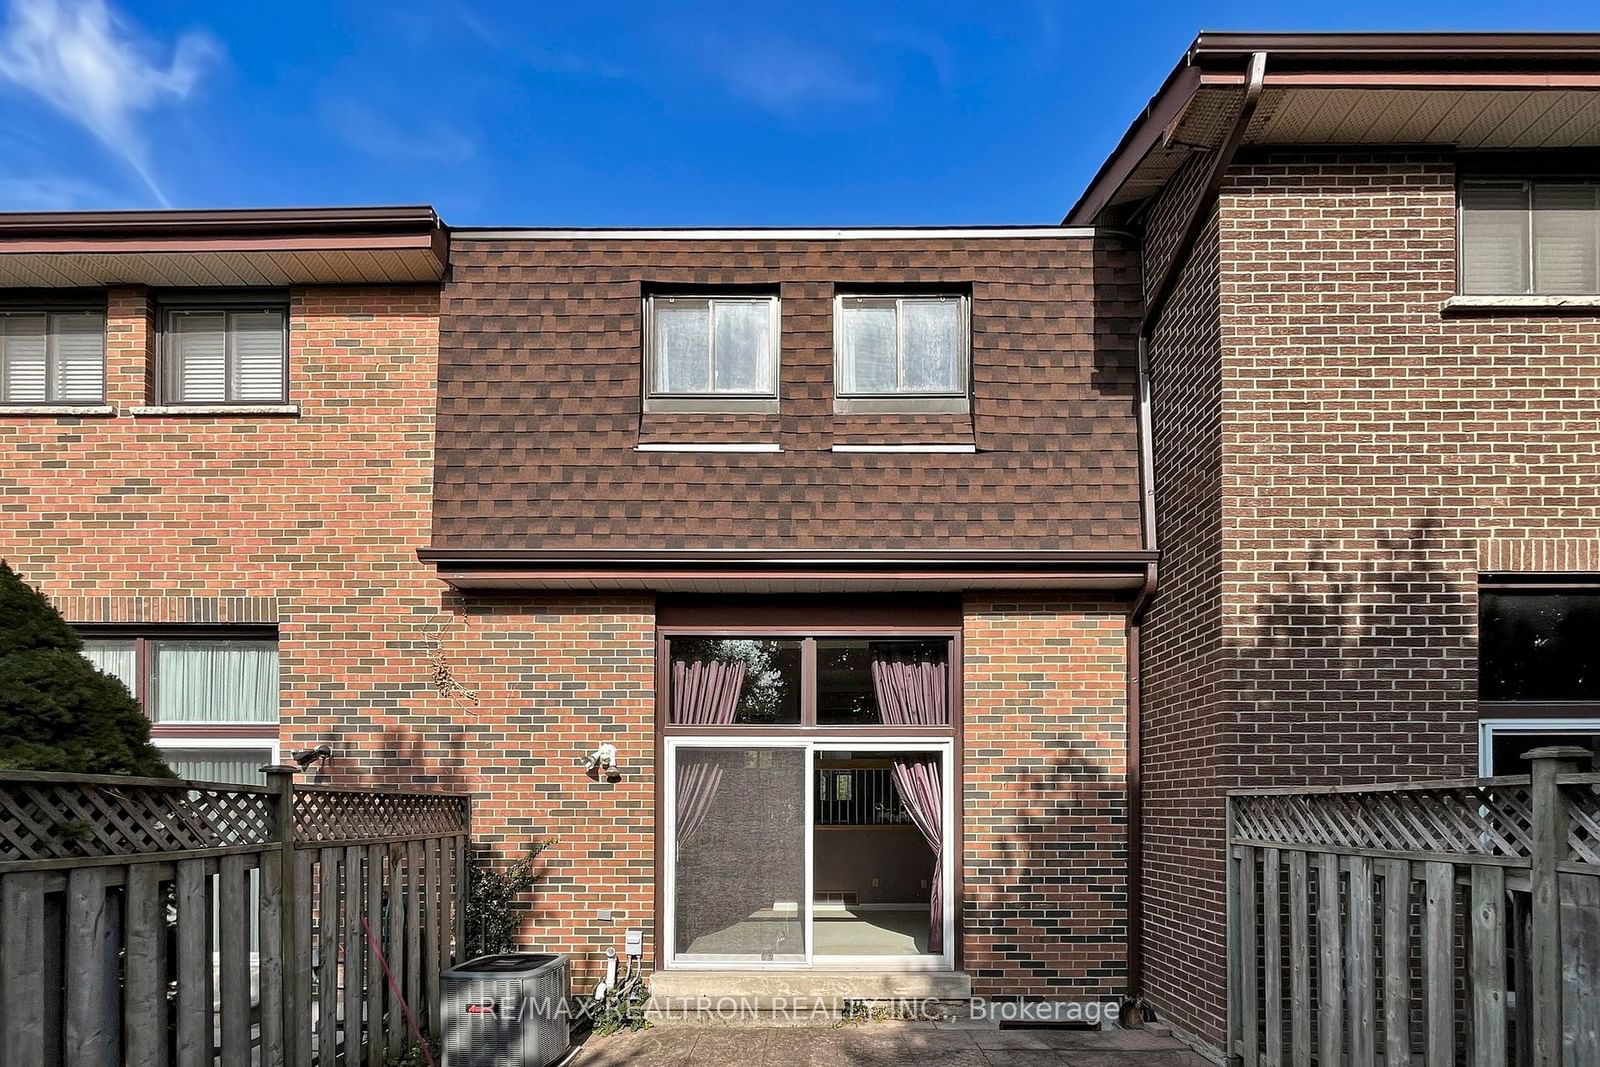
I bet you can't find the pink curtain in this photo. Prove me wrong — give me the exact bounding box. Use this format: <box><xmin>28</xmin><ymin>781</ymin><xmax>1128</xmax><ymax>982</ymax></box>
<box><xmin>871</xmin><ymin>653</ymin><xmax>948</xmax><ymax>954</ymax></box>
<box><xmin>672</xmin><ymin>658</ymin><xmax>746</xmax><ymax>845</ymax></box>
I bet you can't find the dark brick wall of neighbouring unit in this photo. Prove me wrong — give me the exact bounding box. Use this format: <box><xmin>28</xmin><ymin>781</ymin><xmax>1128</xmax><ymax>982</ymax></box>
<box><xmin>433</xmin><ymin>235</ymin><xmax>1144</xmax><ymax>552</ymax></box>
<box><xmin>1139</xmin><ymin>203</ymin><xmax>1230</xmax><ymax>1043</ymax></box>
<box><xmin>1138</xmin><ymin>148</ymin><xmax>1600</xmax><ymax>1050</ymax></box>
<box><xmin>962</xmin><ymin>595</ymin><xmax>1129</xmax><ymax>998</ymax></box>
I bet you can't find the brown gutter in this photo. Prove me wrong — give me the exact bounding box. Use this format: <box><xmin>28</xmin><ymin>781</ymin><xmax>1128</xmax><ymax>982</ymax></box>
<box><xmin>0</xmin><ymin>205</ymin><xmax>441</xmax><ymax>238</ymax></box>
<box><xmin>418</xmin><ymin>547</ymin><xmax>1158</xmax><ymax>565</ymax></box>
<box><xmin>1140</xmin><ymin>51</ymin><xmax>1266</xmax><ymax>338</ymax></box>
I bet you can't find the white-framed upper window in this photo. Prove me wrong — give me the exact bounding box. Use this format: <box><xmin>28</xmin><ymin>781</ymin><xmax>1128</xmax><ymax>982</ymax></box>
<box><xmin>1460</xmin><ymin>178</ymin><xmax>1600</xmax><ymax>295</ymax></box>
<box><xmin>645</xmin><ymin>294</ymin><xmax>779</xmax><ymax>411</ymax></box>
<box><xmin>834</xmin><ymin>294</ymin><xmax>969</xmax><ymax>413</ymax></box>
<box><xmin>162</xmin><ymin>307</ymin><xmax>288</xmax><ymax>404</ymax></box>
<box><xmin>0</xmin><ymin>310</ymin><xmax>105</xmax><ymax>405</ymax></box>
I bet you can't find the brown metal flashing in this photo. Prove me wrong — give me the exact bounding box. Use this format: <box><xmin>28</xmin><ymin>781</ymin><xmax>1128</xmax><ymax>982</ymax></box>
<box><xmin>421</xmin><ymin>550</ymin><xmax>1156</xmax><ymax>590</ymax></box>
<box><xmin>1140</xmin><ymin>51</ymin><xmax>1266</xmax><ymax>337</ymax></box>
<box><xmin>418</xmin><ymin>547</ymin><xmax>1158</xmax><ymax>565</ymax></box>
<box><xmin>0</xmin><ymin>205</ymin><xmax>441</xmax><ymax>237</ymax></box>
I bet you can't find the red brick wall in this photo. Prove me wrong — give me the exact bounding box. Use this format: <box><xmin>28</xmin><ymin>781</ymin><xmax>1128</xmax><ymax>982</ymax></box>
<box><xmin>0</xmin><ymin>287</ymin><xmax>664</xmax><ymax>985</ymax></box>
<box><xmin>1140</xmin><ymin>149</ymin><xmax>1600</xmax><ymax>1048</ymax></box>
<box><xmin>962</xmin><ymin>595</ymin><xmax>1129</xmax><ymax>998</ymax></box>
<box><xmin>428</xmin><ymin>596</ymin><xmax>657</xmax><ymax>982</ymax></box>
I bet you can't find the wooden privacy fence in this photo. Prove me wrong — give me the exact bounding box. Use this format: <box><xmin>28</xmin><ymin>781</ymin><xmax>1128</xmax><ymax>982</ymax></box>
<box><xmin>0</xmin><ymin>766</ymin><xmax>472</xmax><ymax>1066</ymax></box>
<box><xmin>1227</xmin><ymin>747</ymin><xmax>1600</xmax><ymax>1067</ymax></box>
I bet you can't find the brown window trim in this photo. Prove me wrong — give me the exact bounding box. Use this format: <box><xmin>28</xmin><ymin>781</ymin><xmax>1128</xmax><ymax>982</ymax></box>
<box><xmin>653</xmin><ymin>621</ymin><xmax>964</xmax><ymax>971</ymax></box>
<box><xmin>1477</xmin><ymin>702</ymin><xmax>1600</xmax><ymax>721</ymax></box>
<box><xmin>658</xmin><ymin>627</ymin><xmax>961</xmax><ymax>734</ymax></box>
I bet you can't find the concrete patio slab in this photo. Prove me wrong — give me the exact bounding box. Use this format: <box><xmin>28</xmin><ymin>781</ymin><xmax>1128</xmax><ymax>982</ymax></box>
<box><xmin>571</xmin><ymin>1024</ymin><xmax>1214</xmax><ymax>1066</ymax></box>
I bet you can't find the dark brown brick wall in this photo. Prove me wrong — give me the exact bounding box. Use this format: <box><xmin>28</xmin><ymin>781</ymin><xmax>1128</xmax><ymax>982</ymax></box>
<box><xmin>1139</xmin><ymin>148</ymin><xmax>1600</xmax><ymax>1049</ymax></box>
<box><xmin>433</xmin><ymin>236</ymin><xmax>1143</xmax><ymax>551</ymax></box>
<box><xmin>1140</xmin><ymin>201</ymin><xmax>1231</xmax><ymax>1042</ymax></box>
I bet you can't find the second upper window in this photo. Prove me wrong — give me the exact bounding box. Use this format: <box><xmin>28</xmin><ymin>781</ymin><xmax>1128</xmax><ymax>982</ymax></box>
<box><xmin>646</xmin><ymin>294</ymin><xmax>778</xmax><ymax>411</ymax></box>
<box><xmin>835</xmin><ymin>294</ymin><xmax>968</xmax><ymax>412</ymax></box>
<box><xmin>161</xmin><ymin>305</ymin><xmax>288</xmax><ymax>405</ymax></box>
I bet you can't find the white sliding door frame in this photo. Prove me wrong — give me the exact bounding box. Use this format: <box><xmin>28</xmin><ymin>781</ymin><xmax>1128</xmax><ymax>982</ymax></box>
<box><xmin>663</xmin><ymin>734</ymin><xmax>954</xmax><ymax>972</ymax></box>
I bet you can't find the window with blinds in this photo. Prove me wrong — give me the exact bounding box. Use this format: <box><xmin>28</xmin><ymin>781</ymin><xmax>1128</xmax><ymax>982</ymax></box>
<box><xmin>162</xmin><ymin>307</ymin><xmax>287</xmax><ymax>404</ymax></box>
<box><xmin>0</xmin><ymin>310</ymin><xmax>106</xmax><ymax>404</ymax></box>
<box><xmin>1460</xmin><ymin>179</ymin><xmax>1600</xmax><ymax>295</ymax></box>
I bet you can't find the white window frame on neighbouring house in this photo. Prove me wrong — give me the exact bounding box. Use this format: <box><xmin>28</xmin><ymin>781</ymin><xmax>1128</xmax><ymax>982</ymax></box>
<box><xmin>1478</xmin><ymin>718</ymin><xmax>1600</xmax><ymax>776</ymax></box>
<box><xmin>833</xmin><ymin>293</ymin><xmax>970</xmax><ymax>413</ymax></box>
<box><xmin>643</xmin><ymin>293</ymin><xmax>781</xmax><ymax>412</ymax></box>
<box><xmin>0</xmin><ymin>308</ymin><xmax>107</xmax><ymax>405</ymax></box>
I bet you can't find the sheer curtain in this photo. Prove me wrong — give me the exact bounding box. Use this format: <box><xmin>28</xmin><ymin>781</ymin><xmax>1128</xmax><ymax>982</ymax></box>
<box><xmin>672</xmin><ymin>658</ymin><xmax>747</xmax><ymax>844</ymax></box>
<box><xmin>871</xmin><ymin>651</ymin><xmax>949</xmax><ymax>954</ymax></box>
<box><xmin>153</xmin><ymin>640</ymin><xmax>278</xmax><ymax>722</ymax></box>
<box><xmin>82</xmin><ymin>639</ymin><xmax>138</xmax><ymax>695</ymax></box>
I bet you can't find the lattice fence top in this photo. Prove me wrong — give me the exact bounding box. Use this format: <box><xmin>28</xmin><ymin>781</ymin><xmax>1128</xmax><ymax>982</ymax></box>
<box><xmin>294</xmin><ymin>787</ymin><xmax>468</xmax><ymax>844</ymax></box>
<box><xmin>0</xmin><ymin>774</ymin><xmax>275</xmax><ymax>863</ymax></box>
<box><xmin>1231</xmin><ymin>781</ymin><xmax>1537</xmax><ymax>862</ymax></box>
<box><xmin>1564</xmin><ymin>778</ymin><xmax>1600</xmax><ymax>865</ymax></box>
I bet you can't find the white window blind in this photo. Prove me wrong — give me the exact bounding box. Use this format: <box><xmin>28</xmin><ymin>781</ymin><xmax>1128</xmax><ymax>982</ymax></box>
<box><xmin>1</xmin><ymin>311</ymin><xmax>105</xmax><ymax>403</ymax></box>
<box><xmin>53</xmin><ymin>312</ymin><xmax>106</xmax><ymax>402</ymax></box>
<box><xmin>650</xmin><ymin>296</ymin><xmax>776</xmax><ymax>396</ymax></box>
<box><xmin>166</xmin><ymin>307</ymin><xmax>285</xmax><ymax>403</ymax></box>
<box><xmin>837</xmin><ymin>295</ymin><xmax>966</xmax><ymax>395</ymax></box>
<box><xmin>1461</xmin><ymin>179</ymin><xmax>1600</xmax><ymax>295</ymax></box>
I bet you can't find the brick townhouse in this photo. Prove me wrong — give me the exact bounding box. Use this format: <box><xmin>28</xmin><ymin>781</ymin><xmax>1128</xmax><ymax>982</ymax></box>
<box><xmin>4</xmin><ymin>29</ymin><xmax>1600</xmax><ymax>1059</ymax></box>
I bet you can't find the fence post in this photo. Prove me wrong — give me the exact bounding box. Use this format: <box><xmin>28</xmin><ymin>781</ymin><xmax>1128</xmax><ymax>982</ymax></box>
<box><xmin>1525</xmin><ymin>745</ymin><xmax>1588</xmax><ymax>1067</ymax></box>
<box><xmin>265</xmin><ymin>765</ymin><xmax>302</xmax><ymax>1067</ymax></box>
<box><xmin>1226</xmin><ymin>793</ymin><xmax>1243</xmax><ymax>1067</ymax></box>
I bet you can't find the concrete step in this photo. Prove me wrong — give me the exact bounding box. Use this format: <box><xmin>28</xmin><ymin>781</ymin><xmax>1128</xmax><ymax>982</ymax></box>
<box><xmin>645</xmin><ymin>969</ymin><xmax>972</xmax><ymax>1021</ymax></box>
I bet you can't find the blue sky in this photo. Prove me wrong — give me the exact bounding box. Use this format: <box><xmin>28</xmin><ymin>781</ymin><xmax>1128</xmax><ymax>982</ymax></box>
<box><xmin>0</xmin><ymin>1</ymin><xmax>1595</xmax><ymax>225</ymax></box>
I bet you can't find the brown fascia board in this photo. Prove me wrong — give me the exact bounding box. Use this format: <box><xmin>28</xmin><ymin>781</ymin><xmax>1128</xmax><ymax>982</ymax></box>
<box><xmin>418</xmin><ymin>546</ymin><xmax>1158</xmax><ymax>580</ymax></box>
<box><xmin>0</xmin><ymin>205</ymin><xmax>442</xmax><ymax>238</ymax></box>
<box><xmin>1064</xmin><ymin>30</ymin><xmax>1600</xmax><ymax>225</ymax></box>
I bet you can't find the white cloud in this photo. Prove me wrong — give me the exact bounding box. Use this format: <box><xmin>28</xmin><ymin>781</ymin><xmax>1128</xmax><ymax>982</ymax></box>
<box><xmin>707</xmin><ymin>36</ymin><xmax>879</xmax><ymax>114</ymax></box>
<box><xmin>0</xmin><ymin>0</ymin><xmax>218</xmax><ymax>206</ymax></box>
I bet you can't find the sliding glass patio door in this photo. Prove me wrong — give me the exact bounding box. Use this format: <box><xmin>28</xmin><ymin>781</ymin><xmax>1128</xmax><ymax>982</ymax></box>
<box><xmin>664</xmin><ymin>738</ymin><xmax>953</xmax><ymax>970</ymax></box>
<box><xmin>667</xmin><ymin>741</ymin><xmax>812</xmax><ymax>964</ymax></box>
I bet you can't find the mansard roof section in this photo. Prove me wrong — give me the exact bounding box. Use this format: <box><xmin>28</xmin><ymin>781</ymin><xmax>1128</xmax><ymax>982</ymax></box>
<box><xmin>0</xmin><ymin>205</ymin><xmax>447</xmax><ymax>287</ymax></box>
<box><xmin>1068</xmin><ymin>31</ymin><xmax>1600</xmax><ymax>225</ymax></box>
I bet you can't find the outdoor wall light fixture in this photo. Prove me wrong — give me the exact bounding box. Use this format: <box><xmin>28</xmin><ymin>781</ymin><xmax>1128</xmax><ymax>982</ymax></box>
<box><xmin>292</xmin><ymin>744</ymin><xmax>332</xmax><ymax>772</ymax></box>
<box><xmin>583</xmin><ymin>742</ymin><xmax>621</xmax><ymax>780</ymax></box>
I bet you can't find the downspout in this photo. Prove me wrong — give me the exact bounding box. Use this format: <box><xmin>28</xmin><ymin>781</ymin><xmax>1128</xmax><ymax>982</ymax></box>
<box><xmin>1124</xmin><ymin>49</ymin><xmax>1266</xmax><ymax>1024</ymax></box>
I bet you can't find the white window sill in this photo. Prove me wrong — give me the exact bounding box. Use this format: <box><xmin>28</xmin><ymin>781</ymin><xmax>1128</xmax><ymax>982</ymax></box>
<box><xmin>635</xmin><ymin>442</ymin><xmax>782</xmax><ymax>453</ymax></box>
<box><xmin>831</xmin><ymin>444</ymin><xmax>977</xmax><ymax>453</ymax></box>
<box><xmin>0</xmin><ymin>405</ymin><xmax>116</xmax><ymax>417</ymax></box>
<box><xmin>1443</xmin><ymin>295</ymin><xmax>1600</xmax><ymax>312</ymax></box>
<box><xmin>129</xmin><ymin>405</ymin><xmax>300</xmax><ymax>417</ymax></box>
